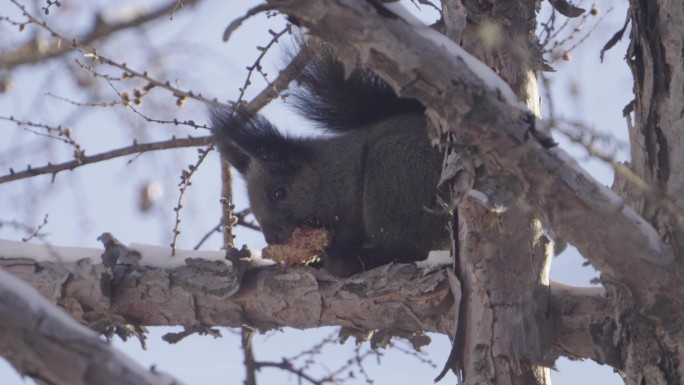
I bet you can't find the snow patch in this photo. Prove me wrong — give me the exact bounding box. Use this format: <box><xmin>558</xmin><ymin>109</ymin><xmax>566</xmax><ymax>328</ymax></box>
<box><xmin>0</xmin><ymin>239</ymin><xmax>229</xmax><ymax>269</ymax></box>
<box><xmin>467</xmin><ymin>189</ymin><xmax>489</xmax><ymax>205</ymax></box>
<box><xmin>383</xmin><ymin>2</ymin><xmax>427</xmax><ymax>26</ymax></box>
<box><xmin>416</xmin><ymin>27</ymin><xmax>524</xmax><ymax>108</ymax></box>
<box><xmin>247</xmin><ymin>249</ymin><xmax>277</xmax><ymax>267</ymax></box>
<box><xmin>550</xmin><ymin>147</ymin><xmax>665</xmax><ymax>256</ymax></box>
<box><xmin>415</xmin><ymin>250</ymin><xmax>452</xmax><ymax>268</ymax></box>
<box><xmin>0</xmin><ymin>239</ymin><xmax>100</xmax><ymax>263</ymax></box>
<box><xmin>127</xmin><ymin>243</ymin><xmax>226</xmax><ymax>269</ymax></box>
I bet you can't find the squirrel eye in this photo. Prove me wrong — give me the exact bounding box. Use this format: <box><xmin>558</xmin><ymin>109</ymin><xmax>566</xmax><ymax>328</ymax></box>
<box><xmin>272</xmin><ymin>188</ymin><xmax>286</xmax><ymax>203</ymax></box>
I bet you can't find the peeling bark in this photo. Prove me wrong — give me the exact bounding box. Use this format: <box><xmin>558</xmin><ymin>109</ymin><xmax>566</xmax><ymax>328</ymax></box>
<box><xmin>547</xmin><ymin>284</ymin><xmax>619</xmax><ymax>368</ymax></box>
<box><xmin>452</xmin><ymin>1</ymin><xmax>552</xmax><ymax>383</ymax></box>
<box><xmin>0</xmin><ymin>257</ymin><xmax>456</xmax><ymax>336</ymax></box>
<box><xmin>1</xmin><ymin>256</ymin><xmax>616</xmax><ymax>373</ymax></box>
<box><xmin>611</xmin><ymin>1</ymin><xmax>684</xmax><ymax>383</ymax></box>
<box><xmin>457</xmin><ymin>203</ymin><xmax>552</xmax><ymax>384</ymax></box>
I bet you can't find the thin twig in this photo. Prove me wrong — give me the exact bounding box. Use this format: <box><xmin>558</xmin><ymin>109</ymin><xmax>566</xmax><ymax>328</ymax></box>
<box><xmin>233</xmin><ymin>25</ymin><xmax>293</xmax><ymax>111</ymax></box>
<box><xmin>21</xmin><ymin>214</ymin><xmax>49</xmax><ymax>242</ymax></box>
<box><xmin>242</xmin><ymin>328</ymin><xmax>257</xmax><ymax>385</ymax></box>
<box><xmin>2</xmin><ymin>0</ymin><xmax>202</xmax><ymax>70</ymax></box>
<box><xmin>170</xmin><ymin>143</ymin><xmax>213</xmax><ymax>255</ymax></box>
<box><xmin>0</xmin><ymin>136</ymin><xmax>212</xmax><ymax>184</ymax></box>
<box><xmin>222</xmin><ymin>3</ymin><xmax>275</xmax><ymax>42</ymax></box>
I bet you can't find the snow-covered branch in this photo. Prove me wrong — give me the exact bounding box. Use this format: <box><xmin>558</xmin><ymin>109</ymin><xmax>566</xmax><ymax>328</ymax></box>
<box><xmin>0</xmin><ymin>239</ymin><xmax>456</xmax><ymax>335</ymax></box>
<box><xmin>1</xmin><ymin>239</ymin><xmax>617</xmax><ymax>365</ymax></box>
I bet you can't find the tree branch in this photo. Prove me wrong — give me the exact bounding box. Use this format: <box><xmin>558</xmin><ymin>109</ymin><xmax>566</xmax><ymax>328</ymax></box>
<box><xmin>0</xmin><ymin>266</ymin><xmax>183</xmax><ymax>385</ymax></box>
<box><xmin>0</xmin><ymin>253</ymin><xmax>455</xmax><ymax>336</ymax></box>
<box><xmin>1</xmin><ymin>239</ymin><xmax>616</xmax><ymax>365</ymax></box>
<box><xmin>1</xmin><ymin>0</ymin><xmax>201</xmax><ymax>70</ymax></box>
<box><xmin>547</xmin><ymin>283</ymin><xmax>620</xmax><ymax>369</ymax></box>
<box><xmin>0</xmin><ymin>135</ymin><xmax>212</xmax><ymax>184</ymax></box>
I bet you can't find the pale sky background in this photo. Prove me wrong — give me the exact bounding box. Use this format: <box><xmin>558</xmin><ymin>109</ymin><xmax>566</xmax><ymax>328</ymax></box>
<box><xmin>1</xmin><ymin>1</ymin><xmax>630</xmax><ymax>384</ymax></box>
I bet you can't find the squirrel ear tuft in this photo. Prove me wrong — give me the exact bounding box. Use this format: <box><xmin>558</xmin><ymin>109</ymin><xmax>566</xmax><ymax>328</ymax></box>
<box><xmin>211</xmin><ymin>106</ymin><xmax>311</xmax><ymax>175</ymax></box>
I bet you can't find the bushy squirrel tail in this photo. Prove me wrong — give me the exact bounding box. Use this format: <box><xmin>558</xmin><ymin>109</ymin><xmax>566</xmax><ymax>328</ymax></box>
<box><xmin>289</xmin><ymin>42</ymin><xmax>424</xmax><ymax>132</ymax></box>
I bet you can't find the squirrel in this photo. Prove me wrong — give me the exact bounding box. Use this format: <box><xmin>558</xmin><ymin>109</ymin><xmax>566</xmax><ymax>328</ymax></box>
<box><xmin>211</xmin><ymin>43</ymin><xmax>449</xmax><ymax>276</ymax></box>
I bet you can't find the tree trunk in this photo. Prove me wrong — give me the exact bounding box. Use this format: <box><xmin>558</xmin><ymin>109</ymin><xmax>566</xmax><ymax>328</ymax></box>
<box><xmin>611</xmin><ymin>1</ymin><xmax>684</xmax><ymax>384</ymax></box>
<box><xmin>451</xmin><ymin>1</ymin><xmax>552</xmax><ymax>384</ymax></box>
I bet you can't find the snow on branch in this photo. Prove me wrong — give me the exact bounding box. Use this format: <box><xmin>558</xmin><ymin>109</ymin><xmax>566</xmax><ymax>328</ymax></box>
<box><xmin>267</xmin><ymin>0</ymin><xmax>676</xmax><ymax>304</ymax></box>
<box><xmin>0</xmin><ymin>238</ymin><xmax>456</xmax><ymax>335</ymax></box>
<box><xmin>1</xmin><ymin>237</ymin><xmax>617</xmax><ymax>365</ymax></box>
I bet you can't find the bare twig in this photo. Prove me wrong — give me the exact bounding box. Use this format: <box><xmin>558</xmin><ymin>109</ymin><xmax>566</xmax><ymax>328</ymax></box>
<box><xmin>245</xmin><ymin>42</ymin><xmax>312</xmax><ymax>115</ymax></box>
<box><xmin>193</xmin><ymin>208</ymin><xmax>259</xmax><ymax>250</ymax></box>
<box><xmin>242</xmin><ymin>328</ymin><xmax>257</xmax><ymax>385</ymax></box>
<box><xmin>193</xmin><ymin>222</ymin><xmax>222</xmax><ymax>250</ymax></box>
<box><xmin>222</xmin><ymin>3</ymin><xmax>275</xmax><ymax>42</ymax></box>
<box><xmin>45</xmin><ymin>92</ymin><xmax>122</xmax><ymax>108</ymax></box>
<box><xmin>0</xmin><ymin>215</ymin><xmax>50</xmax><ymax>241</ymax></box>
<box><xmin>0</xmin><ymin>115</ymin><xmax>84</xmax><ymax>156</ymax></box>
<box><xmin>21</xmin><ymin>214</ymin><xmax>49</xmax><ymax>242</ymax></box>
<box><xmin>541</xmin><ymin>3</ymin><xmax>610</xmax><ymax>64</ymax></box>
<box><xmin>233</xmin><ymin>25</ymin><xmax>293</xmax><ymax>110</ymax></box>
<box><xmin>548</xmin><ymin>0</ymin><xmax>585</xmax><ymax>18</ymax></box>
<box><xmin>2</xmin><ymin>0</ymin><xmax>201</xmax><ymax>70</ymax></box>
<box><xmin>0</xmin><ymin>136</ymin><xmax>212</xmax><ymax>184</ymax></box>
<box><xmin>172</xmin><ymin>25</ymin><xmax>309</xmax><ymax>254</ymax></box>
<box><xmin>549</xmin><ymin>7</ymin><xmax>612</xmax><ymax>63</ymax></box>
<box><xmin>7</xmin><ymin>0</ymin><xmax>226</xmax><ymax>108</ymax></box>
<box><xmin>234</xmin><ymin>209</ymin><xmax>260</xmax><ymax>231</ymax></box>
<box><xmin>170</xmin><ymin>144</ymin><xmax>213</xmax><ymax>255</ymax></box>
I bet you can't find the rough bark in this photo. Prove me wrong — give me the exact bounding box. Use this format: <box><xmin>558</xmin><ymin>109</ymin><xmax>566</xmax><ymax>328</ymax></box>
<box><xmin>0</xmin><ymin>257</ymin><xmax>455</xmax><ymax>336</ymax></box>
<box><xmin>0</xmin><ymin>256</ymin><xmax>614</xmax><ymax>363</ymax></box>
<box><xmin>220</xmin><ymin>159</ymin><xmax>236</xmax><ymax>250</ymax></box>
<box><xmin>0</xmin><ymin>268</ymin><xmax>182</xmax><ymax>385</ymax></box>
<box><xmin>610</xmin><ymin>1</ymin><xmax>684</xmax><ymax>384</ymax></box>
<box><xmin>458</xmin><ymin>203</ymin><xmax>551</xmax><ymax>384</ymax></box>
<box><xmin>447</xmin><ymin>1</ymin><xmax>552</xmax><ymax>383</ymax></box>
<box><xmin>547</xmin><ymin>284</ymin><xmax>619</xmax><ymax>368</ymax></box>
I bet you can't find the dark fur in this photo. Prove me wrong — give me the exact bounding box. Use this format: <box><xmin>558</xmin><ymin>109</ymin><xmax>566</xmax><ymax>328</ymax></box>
<box><xmin>289</xmin><ymin>47</ymin><xmax>424</xmax><ymax>131</ymax></box>
<box><xmin>212</xmin><ymin>46</ymin><xmax>448</xmax><ymax>276</ymax></box>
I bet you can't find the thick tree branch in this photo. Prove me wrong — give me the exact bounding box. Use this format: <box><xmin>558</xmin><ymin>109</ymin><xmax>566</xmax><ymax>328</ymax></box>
<box><xmin>1</xmin><ymin>254</ymin><xmax>456</xmax><ymax>336</ymax></box>
<box><xmin>547</xmin><ymin>283</ymin><xmax>620</xmax><ymax>369</ymax></box>
<box><xmin>266</xmin><ymin>0</ymin><xmax>678</xmax><ymax>309</ymax></box>
<box><xmin>0</xmin><ymin>267</ymin><xmax>183</xmax><ymax>385</ymax></box>
<box><xmin>1</xmin><ymin>241</ymin><xmax>615</xmax><ymax>365</ymax></box>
